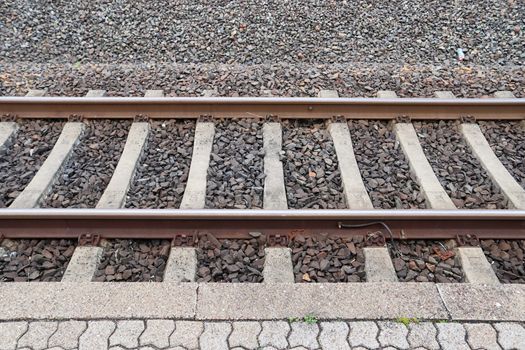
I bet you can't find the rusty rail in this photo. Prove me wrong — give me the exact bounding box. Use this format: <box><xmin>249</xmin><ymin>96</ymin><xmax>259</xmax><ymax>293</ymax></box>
<box><xmin>0</xmin><ymin>209</ymin><xmax>523</xmax><ymax>240</ymax></box>
<box><xmin>0</xmin><ymin>96</ymin><xmax>524</xmax><ymax>119</ymax></box>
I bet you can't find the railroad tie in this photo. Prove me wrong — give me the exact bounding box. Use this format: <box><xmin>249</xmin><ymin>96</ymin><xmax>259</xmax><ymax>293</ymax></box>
<box><xmin>262</xmin><ymin>122</ymin><xmax>288</xmax><ymax>210</ymax></box>
<box><xmin>62</xmin><ymin>246</ymin><xmax>104</xmax><ymax>282</ymax></box>
<box><xmin>96</xmin><ymin>91</ymin><xmax>150</xmax><ymax>209</ymax></box>
<box><xmin>321</xmin><ymin>90</ymin><xmax>374</xmax><ymax>209</ymax></box>
<box><xmin>164</xmin><ymin>247</ymin><xmax>197</xmax><ymax>282</ymax></box>
<box><xmin>0</xmin><ymin>90</ymin><xmax>48</xmax><ymax>151</ymax></box>
<box><xmin>459</xmin><ymin>91</ymin><xmax>525</xmax><ymax>209</ymax></box>
<box><xmin>363</xmin><ymin>247</ymin><xmax>398</xmax><ymax>282</ymax></box>
<box><xmin>385</xmin><ymin>91</ymin><xmax>456</xmax><ymax>209</ymax></box>
<box><xmin>457</xmin><ymin>247</ymin><xmax>500</xmax><ymax>285</ymax></box>
<box><xmin>180</xmin><ymin>122</ymin><xmax>215</xmax><ymax>209</ymax></box>
<box><xmin>263</xmin><ymin>247</ymin><xmax>294</xmax><ymax>283</ymax></box>
<box><xmin>145</xmin><ymin>89</ymin><xmax>165</xmax><ymax>97</ymax></box>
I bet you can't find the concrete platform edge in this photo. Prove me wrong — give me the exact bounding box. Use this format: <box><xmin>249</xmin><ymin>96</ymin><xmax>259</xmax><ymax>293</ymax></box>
<box><xmin>0</xmin><ymin>282</ymin><xmax>524</xmax><ymax>322</ymax></box>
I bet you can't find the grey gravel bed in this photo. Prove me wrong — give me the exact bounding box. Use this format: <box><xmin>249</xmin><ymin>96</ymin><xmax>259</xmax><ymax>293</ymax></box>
<box><xmin>0</xmin><ymin>239</ymin><xmax>75</xmax><ymax>282</ymax></box>
<box><xmin>1</xmin><ymin>63</ymin><xmax>523</xmax><ymax>98</ymax></box>
<box><xmin>1</xmin><ymin>1</ymin><xmax>523</xmax><ymax>65</ymax></box>
<box><xmin>481</xmin><ymin>239</ymin><xmax>525</xmax><ymax>284</ymax></box>
<box><xmin>414</xmin><ymin>121</ymin><xmax>506</xmax><ymax>209</ymax></box>
<box><xmin>388</xmin><ymin>240</ymin><xmax>464</xmax><ymax>283</ymax></box>
<box><xmin>41</xmin><ymin>120</ymin><xmax>130</xmax><ymax>208</ymax></box>
<box><xmin>0</xmin><ymin>120</ymin><xmax>63</xmax><ymax>207</ymax></box>
<box><xmin>479</xmin><ymin>121</ymin><xmax>525</xmax><ymax>189</ymax></box>
<box><xmin>196</xmin><ymin>234</ymin><xmax>265</xmax><ymax>283</ymax></box>
<box><xmin>93</xmin><ymin>240</ymin><xmax>170</xmax><ymax>282</ymax></box>
<box><xmin>125</xmin><ymin>120</ymin><xmax>195</xmax><ymax>208</ymax></box>
<box><xmin>205</xmin><ymin>119</ymin><xmax>264</xmax><ymax>209</ymax></box>
<box><xmin>348</xmin><ymin>120</ymin><xmax>426</xmax><ymax>209</ymax></box>
<box><xmin>290</xmin><ymin>235</ymin><xmax>365</xmax><ymax>283</ymax></box>
<box><xmin>282</xmin><ymin>120</ymin><xmax>345</xmax><ymax>209</ymax></box>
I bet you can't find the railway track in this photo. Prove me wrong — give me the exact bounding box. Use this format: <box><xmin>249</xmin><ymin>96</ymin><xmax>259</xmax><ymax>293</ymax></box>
<box><xmin>1</xmin><ymin>90</ymin><xmax>525</xmax><ymax>349</ymax></box>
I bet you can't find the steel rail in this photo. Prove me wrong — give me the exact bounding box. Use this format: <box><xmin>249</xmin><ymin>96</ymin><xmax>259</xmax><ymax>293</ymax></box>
<box><xmin>0</xmin><ymin>209</ymin><xmax>523</xmax><ymax>240</ymax></box>
<box><xmin>0</xmin><ymin>97</ymin><xmax>524</xmax><ymax>119</ymax></box>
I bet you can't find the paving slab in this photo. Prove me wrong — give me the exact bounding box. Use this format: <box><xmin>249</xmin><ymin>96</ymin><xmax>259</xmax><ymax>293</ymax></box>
<box><xmin>263</xmin><ymin>122</ymin><xmax>288</xmax><ymax>210</ymax></box>
<box><xmin>196</xmin><ymin>283</ymin><xmax>447</xmax><ymax>320</ymax></box>
<box><xmin>438</xmin><ymin>283</ymin><xmax>525</xmax><ymax>321</ymax></box>
<box><xmin>180</xmin><ymin>122</ymin><xmax>215</xmax><ymax>209</ymax></box>
<box><xmin>0</xmin><ymin>322</ymin><xmax>28</xmax><ymax>350</ymax></box>
<box><xmin>9</xmin><ymin>122</ymin><xmax>84</xmax><ymax>208</ymax></box>
<box><xmin>0</xmin><ymin>283</ymin><xmax>197</xmax><ymax>320</ymax></box>
<box><xmin>457</xmin><ymin>247</ymin><xmax>500</xmax><ymax>284</ymax></box>
<box><xmin>97</xmin><ymin>122</ymin><xmax>150</xmax><ymax>208</ymax></box>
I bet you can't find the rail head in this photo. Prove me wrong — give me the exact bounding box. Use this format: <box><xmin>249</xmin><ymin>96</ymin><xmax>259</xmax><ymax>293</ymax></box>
<box><xmin>1</xmin><ymin>96</ymin><xmax>524</xmax><ymax>119</ymax></box>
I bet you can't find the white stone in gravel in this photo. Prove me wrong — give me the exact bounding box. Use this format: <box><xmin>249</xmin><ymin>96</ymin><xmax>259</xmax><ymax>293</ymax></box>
<box><xmin>79</xmin><ymin>321</ymin><xmax>116</xmax><ymax>350</ymax></box>
<box><xmin>378</xmin><ymin>321</ymin><xmax>409</xmax><ymax>349</ymax></box>
<box><xmin>319</xmin><ymin>322</ymin><xmax>350</xmax><ymax>350</ymax></box>
<box><xmin>436</xmin><ymin>323</ymin><xmax>470</xmax><ymax>350</ymax></box>
<box><xmin>407</xmin><ymin>322</ymin><xmax>439</xmax><ymax>350</ymax></box>
<box><xmin>259</xmin><ymin>321</ymin><xmax>290</xmax><ymax>349</ymax></box>
<box><xmin>494</xmin><ymin>322</ymin><xmax>525</xmax><ymax>350</ymax></box>
<box><xmin>288</xmin><ymin>322</ymin><xmax>319</xmax><ymax>348</ymax></box>
<box><xmin>229</xmin><ymin>321</ymin><xmax>261</xmax><ymax>348</ymax></box>
<box><xmin>169</xmin><ymin>321</ymin><xmax>203</xmax><ymax>349</ymax></box>
<box><xmin>110</xmin><ymin>320</ymin><xmax>144</xmax><ymax>348</ymax></box>
<box><xmin>0</xmin><ymin>322</ymin><xmax>27</xmax><ymax>350</ymax></box>
<box><xmin>200</xmin><ymin>322</ymin><xmax>231</xmax><ymax>350</ymax></box>
<box><xmin>17</xmin><ymin>321</ymin><xmax>57</xmax><ymax>350</ymax></box>
<box><xmin>48</xmin><ymin>320</ymin><xmax>86</xmax><ymax>349</ymax></box>
<box><xmin>139</xmin><ymin>319</ymin><xmax>174</xmax><ymax>348</ymax></box>
<box><xmin>464</xmin><ymin>323</ymin><xmax>501</xmax><ymax>350</ymax></box>
<box><xmin>348</xmin><ymin>321</ymin><xmax>380</xmax><ymax>348</ymax></box>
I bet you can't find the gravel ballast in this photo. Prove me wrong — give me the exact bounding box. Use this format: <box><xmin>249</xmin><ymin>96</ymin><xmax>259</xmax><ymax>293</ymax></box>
<box><xmin>93</xmin><ymin>239</ymin><xmax>170</xmax><ymax>282</ymax></box>
<box><xmin>1</xmin><ymin>63</ymin><xmax>523</xmax><ymax>98</ymax></box>
<box><xmin>196</xmin><ymin>234</ymin><xmax>265</xmax><ymax>283</ymax></box>
<box><xmin>205</xmin><ymin>119</ymin><xmax>264</xmax><ymax>209</ymax></box>
<box><xmin>290</xmin><ymin>235</ymin><xmax>365</xmax><ymax>283</ymax></box>
<box><xmin>41</xmin><ymin>120</ymin><xmax>130</xmax><ymax>208</ymax></box>
<box><xmin>480</xmin><ymin>121</ymin><xmax>525</xmax><ymax>189</ymax></box>
<box><xmin>0</xmin><ymin>239</ymin><xmax>75</xmax><ymax>282</ymax></box>
<box><xmin>415</xmin><ymin>121</ymin><xmax>507</xmax><ymax>209</ymax></box>
<box><xmin>349</xmin><ymin>120</ymin><xmax>426</xmax><ymax>209</ymax></box>
<box><xmin>1</xmin><ymin>1</ymin><xmax>523</xmax><ymax>65</ymax></box>
<box><xmin>0</xmin><ymin>120</ymin><xmax>63</xmax><ymax>207</ymax></box>
<box><xmin>125</xmin><ymin>120</ymin><xmax>195</xmax><ymax>208</ymax></box>
<box><xmin>389</xmin><ymin>240</ymin><xmax>464</xmax><ymax>283</ymax></box>
<box><xmin>481</xmin><ymin>239</ymin><xmax>525</xmax><ymax>284</ymax></box>
<box><xmin>282</xmin><ymin>120</ymin><xmax>345</xmax><ymax>209</ymax></box>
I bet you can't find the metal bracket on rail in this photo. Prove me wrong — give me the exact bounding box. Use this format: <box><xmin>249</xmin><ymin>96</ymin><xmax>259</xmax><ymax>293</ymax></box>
<box><xmin>134</xmin><ymin>114</ymin><xmax>149</xmax><ymax>122</ymax></box>
<box><xmin>460</xmin><ymin>115</ymin><xmax>476</xmax><ymax>124</ymax></box>
<box><xmin>78</xmin><ymin>233</ymin><xmax>101</xmax><ymax>246</ymax></box>
<box><xmin>172</xmin><ymin>233</ymin><xmax>196</xmax><ymax>247</ymax></box>
<box><xmin>456</xmin><ymin>234</ymin><xmax>480</xmax><ymax>247</ymax></box>
<box><xmin>395</xmin><ymin>115</ymin><xmax>411</xmax><ymax>123</ymax></box>
<box><xmin>1</xmin><ymin>114</ymin><xmax>17</xmax><ymax>122</ymax></box>
<box><xmin>331</xmin><ymin>115</ymin><xmax>346</xmax><ymax>123</ymax></box>
<box><xmin>268</xmin><ymin>234</ymin><xmax>289</xmax><ymax>247</ymax></box>
<box><xmin>265</xmin><ymin>114</ymin><xmax>280</xmax><ymax>122</ymax></box>
<box><xmin>68</xmin><ymin>114</ymin><xmax>84</xmax><ymax>122</ymax></box>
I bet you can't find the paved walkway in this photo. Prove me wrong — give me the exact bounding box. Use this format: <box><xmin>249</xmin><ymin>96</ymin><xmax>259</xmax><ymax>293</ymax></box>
<box><xmin>1</xmin><ymin>320</ymin><xmax>524</xmax><ymax>350</ymax></box>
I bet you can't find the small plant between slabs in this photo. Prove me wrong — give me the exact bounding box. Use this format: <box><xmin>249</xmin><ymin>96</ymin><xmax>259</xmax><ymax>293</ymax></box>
<box><xmin>395</xmin><ymin>317</ymin><xmax>420</xmax><ymax>326</ymax></box>
<box><xmin>288</xmin><ymin>314</ymin><xmax>319</xmax><ymax>324</ymax></box>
